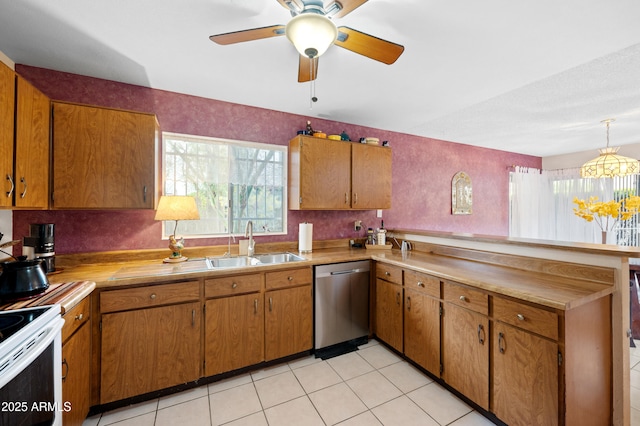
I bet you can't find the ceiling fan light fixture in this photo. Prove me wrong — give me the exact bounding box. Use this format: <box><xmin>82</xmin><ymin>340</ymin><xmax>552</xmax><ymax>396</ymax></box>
<box><xmin>580</xmin><ymin>119</ymin><xmax>640</xmax><ymax>178</ymax></box>
<box><xmin>285</xmin><ymin>13</ymin><xmax>337</xmax><ymax>58</ymax></box>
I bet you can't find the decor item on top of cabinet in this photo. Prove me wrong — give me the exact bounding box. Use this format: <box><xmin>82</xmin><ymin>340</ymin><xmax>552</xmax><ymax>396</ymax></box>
<box><xmin>154</xmin><ymin>195</ymin><xmax>200</xmax><ymax>262</ymax></box>
<box><xmin>452</xmin><ymin>171</ymin><xmax>472</xmax><ymax>214</ymax></box>
<box><xmin>573</xmin><ymin>195</ymin><xmax>640</xmax><ymax>243</ymax></box>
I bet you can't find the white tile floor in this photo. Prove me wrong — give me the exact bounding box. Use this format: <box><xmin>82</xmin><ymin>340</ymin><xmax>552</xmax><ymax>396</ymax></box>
<box><xmin>83</xmin><ymin>340</ymin><xmax>495</xmax><ymax>426</ymax></box>
<box><xmin>85</xmin><ymin>338</ymin><xmax>640</xmax><ymax>426</ymax></box>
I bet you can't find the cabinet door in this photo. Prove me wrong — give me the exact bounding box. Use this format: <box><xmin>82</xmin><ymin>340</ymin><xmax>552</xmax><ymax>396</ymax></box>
<box><xmin>0</xmin><ymin>63</ymin><xmax>14</xmax><ymax>208</ymax></box>
<box><xmin>351</xmin><ymin>143</ymin><xmax>392</xmax><ymax>209</ymax></box>
<box><xmin>205</xmin><ymin>293</ymin><xmax>264</xmax><ymax>376</ymax></box>
<box><xmin>492</xmin><ymin>322</ymin><xmax>558</xmax><ymax>426</ymax></box>
<box><xmin>375</xmin><ymin>278</ymin><xmax>403</xmax><ymax>352</ymax></box>
<box><xmin>441</xmin><ymin>303</ymin><xmax>489</xmax><ymax>409</ymax></box>
<box><xmin>265</xmin><ymin>285</ymin><xmax>313</xmax><ymax>361</ymax></box>
<box><xmin>61</xmin><ymin>322</ymin><xmax>91</xmax><ymax>426</ymax></box>
<box><xmin>404</xmin><ymin>288</ymin><xmax>440</xmax><ymax>374</ymax></box>
<box><xmin>291</xmin><ymin>136</ymin><xmax>351</xmax><ymax>209</ymax></box>
<box><xmin>52</xmin><ymin>102</ymin><xmax>157</xmax><ymax>209</ymax></box>
<box><xmin>100</xmin><ymin>302</ymin><xmax>201</xmax><ymax>403</ymax></box>
<box><xmin>15</xmin><ymin>76</ymin><xmax>50</xmax><ymax>208</ymax></box>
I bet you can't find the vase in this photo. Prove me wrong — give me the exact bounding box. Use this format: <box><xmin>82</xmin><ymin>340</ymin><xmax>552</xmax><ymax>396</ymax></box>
<box><xmin>602</xmin><ymin>231</ymin><xmax>608</xmax><ymax>244</ymax></box>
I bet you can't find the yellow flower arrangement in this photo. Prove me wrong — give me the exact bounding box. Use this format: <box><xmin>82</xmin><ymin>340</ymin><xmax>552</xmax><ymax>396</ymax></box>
<box><xmin>573</xmin><ymin>195</ymin><xmax>640</xmax><ymax>232</ymax></box>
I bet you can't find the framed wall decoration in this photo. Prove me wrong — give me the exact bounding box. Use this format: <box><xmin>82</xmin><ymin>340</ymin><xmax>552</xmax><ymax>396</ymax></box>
<box><xmin>452</xmin><ymin>171</ymin><xmax>472</xmax><ymax>214</ymax></box>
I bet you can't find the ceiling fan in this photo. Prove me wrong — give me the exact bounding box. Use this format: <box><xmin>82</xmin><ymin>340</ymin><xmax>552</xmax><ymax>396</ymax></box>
<box><xmin>209</xmin><ymin>0</ymin><xmax>405</xmax><ymax>83</ymax></box>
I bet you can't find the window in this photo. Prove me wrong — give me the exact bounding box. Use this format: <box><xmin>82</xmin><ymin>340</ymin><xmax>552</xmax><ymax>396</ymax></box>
<box><xmin>161</xmin><ymin>132</ymin><xmax>287</xmax><ymax>238</ymax></box>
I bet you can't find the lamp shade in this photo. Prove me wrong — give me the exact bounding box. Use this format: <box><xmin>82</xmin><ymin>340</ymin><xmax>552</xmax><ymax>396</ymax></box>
<box><xmin>580</xmin><ymin>147</ymin><xmax>640</xmax><ymax>178</ymax></box>
<box><xmin>154</xmin><ymin>196</ymin><xmax>200</xmax><ymax>221</ymax></box>
<box><xmin>285</xmin><ymin>13</ymin><xmax>337</xmax><ymax>58</ymax></box>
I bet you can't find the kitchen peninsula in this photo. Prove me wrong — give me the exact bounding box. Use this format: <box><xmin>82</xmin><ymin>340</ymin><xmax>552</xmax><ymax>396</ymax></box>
<box><xmin>28</xmin><ymin>230</ymin><xmax>634</xmax><ymax>426</ymax></box>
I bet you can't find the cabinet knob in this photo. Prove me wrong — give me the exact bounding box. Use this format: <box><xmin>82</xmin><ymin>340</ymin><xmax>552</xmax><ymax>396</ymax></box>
<box><xmin>288</xmin><ymin>276</ymin><xmax>293</xmax><ymax>281</ymax></box>
<box><xmin>516</xmin><ymin>314</ymin><xmax>525</xmax><ymax>321</ymax></box>
<box><xmin>459</xmin><ymin>295</ymin><xmax>468</xmax><ymax>302</ymax></box>
<box><xmin>75</xmin><ymin>313</ymin><xmax>84</xmax><ymax>321</ymax></box>
<box><xmin>385</xmin><ymin>271</ymin><xmax>391</xmax><ymax>276</ymax></box>
<box><xmin>232</xmin><ymin>282</ymin><xmax>238</xmax><ymax>289</ymax></box>
<box><xmin>150</xmin><ymin>293</ymin><xmax>157</xmax><ymax>300</ymax></box>
<box><xmin>417</xmin><ymin>281</ymin><xmax>424</xmax><ymax>287</ymax></box>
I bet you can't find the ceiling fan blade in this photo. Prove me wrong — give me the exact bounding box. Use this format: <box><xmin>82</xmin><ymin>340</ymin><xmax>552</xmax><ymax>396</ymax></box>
<box><xmin>335</xmin><ymin>27</ymin><xmax>404</xmax><ymax>64</ymax></box>
<box><xmin>275</xmin><ymin>0</ymin><xmax>304</xmax><ymax>13</ymax></box>
<box><xmin>298</xmin><ymin>55</ymin><xmax>319</xmax><ymax>82</ymax></box>
<box><xmin>326</xmin><ymin>0</ymin><xmax>368</xmax><ymax>18</ymax></box>
<box><xmin>210</xmin><ymin>25</ymin><xmax>285</xmax><ymax>45</ymax></box>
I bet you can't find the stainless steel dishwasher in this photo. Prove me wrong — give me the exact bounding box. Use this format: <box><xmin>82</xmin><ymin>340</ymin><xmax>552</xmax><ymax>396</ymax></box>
<box><xmin>314</xmin><ymin>260</ymin><xmax>370</xmax><ymax>358</ymax></box>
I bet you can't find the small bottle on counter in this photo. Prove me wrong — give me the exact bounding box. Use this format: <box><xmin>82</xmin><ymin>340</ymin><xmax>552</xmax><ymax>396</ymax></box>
<box><xmin>377</xmin><ymin>221</ymin><xmax>386</xmax><ymax>246</ymax></box>
<box><xmin>367</xmin><ymin>228</ymin><xmax>375</xmax><ymax>245</ymax></box>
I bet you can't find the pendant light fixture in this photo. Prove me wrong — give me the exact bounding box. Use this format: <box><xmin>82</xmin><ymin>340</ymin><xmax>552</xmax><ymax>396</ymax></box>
<box><xmin>580</xmin><ymin>119</ymin><xmax>640</xmax><ymax>178</ymax></box>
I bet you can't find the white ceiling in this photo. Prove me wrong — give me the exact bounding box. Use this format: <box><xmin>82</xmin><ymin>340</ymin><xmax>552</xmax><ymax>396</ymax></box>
<box><xmin>0</xmin><ymin>0</ymin><xmax>639</xmax><ymax>157</ymax></box>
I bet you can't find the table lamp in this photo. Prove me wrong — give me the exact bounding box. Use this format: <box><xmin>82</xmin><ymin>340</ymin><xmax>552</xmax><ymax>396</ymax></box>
<box><xmin>154</xmin><ymin>195</ymin><xmax>200</xmax><ymax>263</ymax></box>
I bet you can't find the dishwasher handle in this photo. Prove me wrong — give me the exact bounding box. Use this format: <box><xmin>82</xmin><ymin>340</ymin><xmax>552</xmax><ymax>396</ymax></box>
<box><xmin>329</xmin><ymin>268</ymin><xmax>366</xmax><ymax>276</ymax></box>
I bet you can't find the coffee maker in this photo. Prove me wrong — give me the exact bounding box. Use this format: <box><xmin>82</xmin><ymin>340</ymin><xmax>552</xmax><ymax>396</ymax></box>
<box><xmin>22</xmin><ymin>223</ymin><xmax>55</xmax><ymax>273</ymax></box>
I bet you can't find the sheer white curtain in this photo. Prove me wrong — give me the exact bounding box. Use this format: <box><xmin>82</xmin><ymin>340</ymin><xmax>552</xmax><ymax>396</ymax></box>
<box><xmin>510</xmin><ymin>166</ymin><xmax>614</xmax><ymax>243</ymax></box>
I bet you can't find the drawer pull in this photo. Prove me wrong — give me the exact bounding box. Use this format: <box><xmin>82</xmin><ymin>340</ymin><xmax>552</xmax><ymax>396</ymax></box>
<box><xmin>417</xmin><ymin>281</ymin><xmax>424</xmax><ymax>287</ymax></box>
<box><xmin>459</xmin><ymin>295</ymin><xmax>468</xmax><ymax>302</ymax></box>
<box><xmin>75</xmin><ymin>313</ymin><xmax>84</xmax><ymax>321</ymax></box>
<box><xmin>477</xmin><ymin>324</ymin><xmax>485</xmax><ymax>345</ymax></box>
<box><xmin>516</xmin><ymin>313</ymin><xmax>525</xmax><ymax>321</ymax></box>
<box><xmin>288</xmin><ymin>276</ymin><xmax>293</xmax><ymax>281</ymax></box>
<box><xmin>232</xmin><ymin>282</ymin><xmax>238</xmax><ymax>289</ymax></box>
<box><xmin>61</xmin><ymin>358</ymin><xmax>69</xmax><ymax>381</ymax></box>
<box><xmin>150</xmin><ymin>293</ymin><xmax>157</xmax><ymax>300</ymax></box>
<box><xmin>498</xmin><ymin>332</ymin><xmax>506</xmax><ymax>354</ymax></box>
<box><xmin>385</xmin><ymin>271</ymin><xmax>391</xmax><ymax>276</ymax></box>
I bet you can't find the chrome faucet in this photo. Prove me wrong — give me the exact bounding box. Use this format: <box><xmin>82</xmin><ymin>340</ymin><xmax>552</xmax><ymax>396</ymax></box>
<box><xmin>245</xmin><ymin>220</ymin><xmax>255</xmax><ymax>256</ymax></box>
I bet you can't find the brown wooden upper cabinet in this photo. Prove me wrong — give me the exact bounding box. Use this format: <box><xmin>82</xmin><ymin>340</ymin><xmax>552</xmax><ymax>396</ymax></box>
<box><xmin>0</xmin><ymin>62</ymin><xmax>50</xmax><ymax>209</ymax></box>
<box><xmin>51</xmin><ymin>101</ymin><xmax>158</xmax><ymax>209</ymax></box>
<box><xmin>288</xmin><ymin>135</ymin><xmax>392</xmax><ymax>210</ymax></box>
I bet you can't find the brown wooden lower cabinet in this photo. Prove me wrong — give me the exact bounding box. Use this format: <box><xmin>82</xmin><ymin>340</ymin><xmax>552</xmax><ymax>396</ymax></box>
<box><xmin>100</xmin><ymin>301</ymin><xmax>201</xmax><ymax>403</ymax></box>
<box><xmin>265</xmin><ymin>284</ymin><xmax>313</xmax><ymax>361</ymax></box>
<box><xmin>61</xmin><ymin>297</ymin><xmax>91</xmax><ymax>426</ymax></box>
<box><xmin>205</xmin><ymin>293</ymin><xmax>264</xmax><ymax>376</ymax></box>
<box><xmin>492</xmin><ymin>322</ymin><xmax>558</xmax><ymax>425</ymax></box>
<box><xmin>441</xmin><ymin>302</ymin><xmax>490</xmax><ymax>410</ymax></box>
<box><xmin>373</xmin><ymin>260</ymin><xmax>613</xmax><ymax>425</ymax></box>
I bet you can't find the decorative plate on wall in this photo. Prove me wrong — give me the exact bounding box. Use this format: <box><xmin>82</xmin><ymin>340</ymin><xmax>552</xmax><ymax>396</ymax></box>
<box><xmin>452</xmin><ymin>171</ymin><xmax>472</xmax><ymax>215</ymax></box>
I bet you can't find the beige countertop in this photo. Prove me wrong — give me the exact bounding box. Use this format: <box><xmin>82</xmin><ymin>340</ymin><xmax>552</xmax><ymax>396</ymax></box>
<box><xmin>37</xmin><ymin>245</ymin><xmax>614</xmax><ymax>312</ymax></box>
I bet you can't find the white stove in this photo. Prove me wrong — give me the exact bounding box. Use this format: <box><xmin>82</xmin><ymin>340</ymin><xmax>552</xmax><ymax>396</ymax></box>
<box><xmin>0</xmin><ymin>304</ymin><xmax>64</xmax><ymax>426</ymax></box>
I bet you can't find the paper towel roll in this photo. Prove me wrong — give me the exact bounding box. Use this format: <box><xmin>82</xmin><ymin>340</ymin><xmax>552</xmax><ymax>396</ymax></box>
<box><xmin>299</xmin><ymin>223</ymin><xmax>313</xmax><ymax>253</ymax></box>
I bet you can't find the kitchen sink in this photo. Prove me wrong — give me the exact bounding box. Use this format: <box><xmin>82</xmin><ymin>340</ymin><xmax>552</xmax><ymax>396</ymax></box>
<box><xmin>252</xmin><ymin>252</ymin><xmax>305</xmax><ymax>264</ymax></box>
<box><xmin>207</xmin><ymin>256</ymin><xmax>260</xmax><ymax>268</ymax></box>
<box><xmin>206</xmin><ymin>252</ymin><xmax>306</xmax><ymax>269</ymax></box>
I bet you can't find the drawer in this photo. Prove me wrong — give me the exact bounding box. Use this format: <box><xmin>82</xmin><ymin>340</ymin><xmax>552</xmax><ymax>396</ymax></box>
<box><xmin>100</xmin><ymin>281</ymin><xmax>200</xmax><ymax>313</ymax></box>
<box><xmin>266</xmin><ymin>267</ymin><xmax>312</xmax><ymax>290</ymax></box>
<box><xmin>62</xmin><ymin>296</ymin><xmax>90</xmax><ymax>343</ymax></box>
<box><xmin>205</xmin><ymin>273</ymin><xmax>262</xmax><ymax>298</ymax></box>
<box><xmin>404</xmin><ymin>270</ymin><xmax>440</xmax><ymax>298</ymax></box>
<box><xmin>493</xmin><ymin>297</ymin><xmax>558</xmax><ymax>340</ymax></box>
<box><xmin>376</xmin><ymin>262</ymin><xmax>403</xmax><ymax>285</ymax></box>
<box><xmin>443</xmin><ymin>281</ymin><xmax>488</xmax><ymax>315</ymax></box>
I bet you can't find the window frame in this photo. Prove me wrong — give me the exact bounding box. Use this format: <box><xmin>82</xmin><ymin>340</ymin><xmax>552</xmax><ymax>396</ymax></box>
<box><xmin>160</xmin><ymin>131</ymin><xmax>288</xmax><ymax>240</ymax></box>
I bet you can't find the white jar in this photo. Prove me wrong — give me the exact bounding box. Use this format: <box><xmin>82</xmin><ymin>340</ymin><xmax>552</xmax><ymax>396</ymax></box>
<box><xmin>377</xmin><ymin>229</ymin><xmax>386</xmax><ymax>245</ymax></box>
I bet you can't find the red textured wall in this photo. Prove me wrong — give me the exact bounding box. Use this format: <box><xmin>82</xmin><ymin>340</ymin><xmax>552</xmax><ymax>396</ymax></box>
<box><xmin>13</xmin><ymin>65</ymin><xmax>541</xmax><ymax>255</ymax></box>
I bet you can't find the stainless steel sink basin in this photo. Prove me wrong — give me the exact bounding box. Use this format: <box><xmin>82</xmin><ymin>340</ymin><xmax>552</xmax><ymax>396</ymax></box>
<box><xmin>253</xmin><ymin>252</ymin><xmax>306</xmax><ymax>264</ymax></box>
<box><xmin>207</xmin><ymin>256</ymin><xmax>260</xmax><ymax>268</ymax></box>
<box><xmin>207</xmin><ymin>252</ymin><xmax>305</xmax><ymax>269</ymax></box>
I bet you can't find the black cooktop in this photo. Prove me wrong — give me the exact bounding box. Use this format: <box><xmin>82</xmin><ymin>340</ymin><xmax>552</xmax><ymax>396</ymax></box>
<box><xmin>0</xmin><ymin>307</ymin><xmax>48</xmax><ymax>342</ymax></box>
